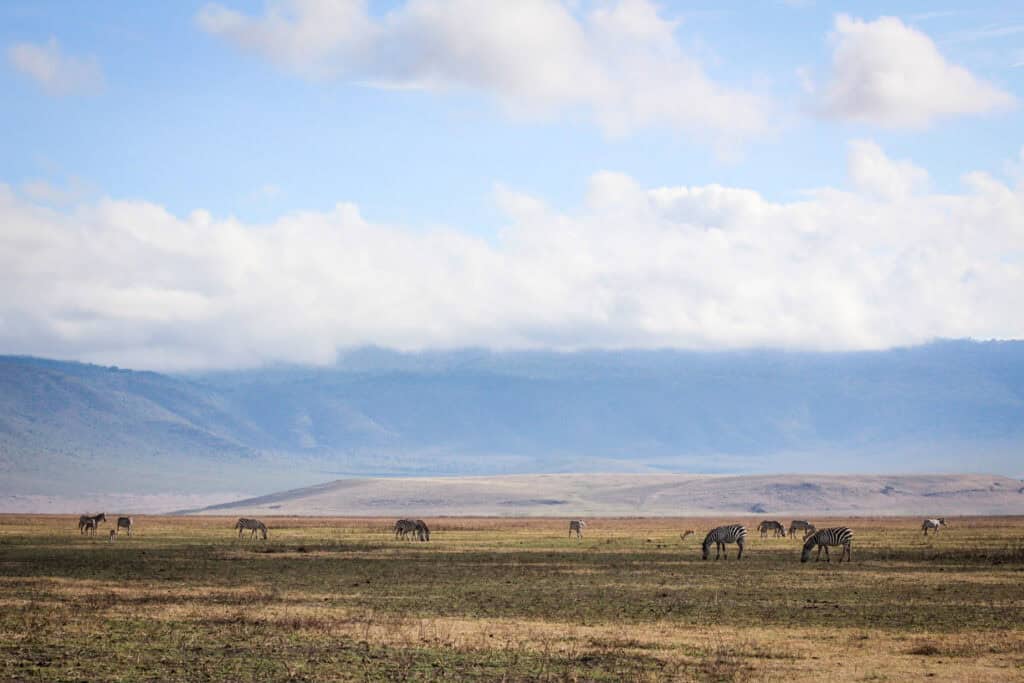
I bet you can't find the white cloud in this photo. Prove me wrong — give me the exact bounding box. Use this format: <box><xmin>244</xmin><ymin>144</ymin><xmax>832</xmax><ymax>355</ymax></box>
<box><xmin>1</xmin><ymin>143</ymin><xmax>1022</xmax><ymax>371</ymax></box>
<box><xmin>847</xmin><ymin>140</ymin><xmax>928</xmax><ymax>199</ymax></box>
<box><xmin>196</xmin><ymin>0</ymin><xmax>769</xmax><ymax>140</ymax></box>
<box><xmin>7</xmin><ymin>37</ymin><xmax>104</xmax><ymax>96</ymax></box>
<box><xmin>820</xmin><ymin>15</ymin><xmax>1015</xmax><ymax>127</ymax></box>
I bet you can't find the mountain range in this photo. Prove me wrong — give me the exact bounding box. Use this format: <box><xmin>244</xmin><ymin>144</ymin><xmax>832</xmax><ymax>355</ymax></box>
<box><xmin>2</xmin><ymin>340</ymin><xmax>1023</xmax><ymax>502</ymax></box>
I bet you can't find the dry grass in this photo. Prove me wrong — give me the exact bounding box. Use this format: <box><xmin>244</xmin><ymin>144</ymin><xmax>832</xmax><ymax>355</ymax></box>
<box><xmin>1</xmin><ymin>514</ymin><xmax>1023</xmax><ymax>681</ymax></box>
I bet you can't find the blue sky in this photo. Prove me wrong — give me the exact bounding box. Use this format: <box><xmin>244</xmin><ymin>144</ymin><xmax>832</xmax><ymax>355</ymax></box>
<box><xmin>1</xmin><ymin>1</ymin><xmax>1023</xmax><ymax>370</ymax></box>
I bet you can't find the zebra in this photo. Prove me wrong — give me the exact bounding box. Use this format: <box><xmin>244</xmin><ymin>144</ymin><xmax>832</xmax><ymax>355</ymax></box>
<box><xmin>414</xmin><ymin>520</ymin><xmax>430</xmax><ymax>542</ymax></box>
<box><xmin>702</xmin><ymin>524</ymin><xmax>746</xmax><ymax>560</ymax></box>
<box><xmin>78</xmin><ymin>513</ymin><xmax>106</xmax><ymax>535</ymax></box>
<box><xmin>679</xmin><ymin>530</ymin><xmax>695</xmax><ymax>542</ymax></box>
<box><xmin>568</xmin><ymin>520</ymin><xmax>585</xmax><ymax>539</ymax></box>
<box><xmin>394</xmin><ymin>519</ymin><xmax>418</xmax><ymax>540</ymax></box>
<box><xmin>801</xmin><ymin>527</ymin><xmax>853</xmax><ymax>563</ymax></box>
<box><xmin>758</xmin><ymin>520</ymin><xmax>786</xmax><ymax>538</ymax></box>
<box><xmin>116</xmin><ymin>516</ymin><xmax>133</xmax><ymax>537</ymax></box>
<box><xmin>922</xmin><ymin>518</ymin><xmax>946</xmax><ymax>536</ymax></box>
<box><xmin>789</xmin><ymin>520</ymin><xmax>815</xmax><ymax>539</ymax></box>
<box><xmin>234</xmin><ymin>518</ymin><xmax>268</xmax><ymax>540</ymax></box>
<box><xmin>108</xmin><ymin>529</ymin><xmax>116</xmax><ymax>543</ymax></box>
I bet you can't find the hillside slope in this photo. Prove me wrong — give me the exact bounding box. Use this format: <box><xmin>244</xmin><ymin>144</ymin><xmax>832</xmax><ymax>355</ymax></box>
<box><xmin>186</xmin><ymin>473</ymin><xmax>1024</xmax><ymax>516</ymax></box>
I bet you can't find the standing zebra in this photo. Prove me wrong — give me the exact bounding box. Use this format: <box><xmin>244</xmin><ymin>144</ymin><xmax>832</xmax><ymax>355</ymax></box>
<box><xmin>801</xmin><ymin>527</ymin><xmax>853</xmax><ymax>563</ymax></box>
<box><xmin>702</xmin><ymin>524</ymin><xmax>746</xmax><ymax>560</ymax></box>
<box><xmin>116</xmin><ymin>516</ymin><xmax>133</xmax><ymax>537</ymax></box>
<box><xmin>922</xmin><ymin>518</ymin><xmax>946</xmax><ymax>536</ymax></box>
<box><xmin>568</xmin><ymin>520</ymin><xmax>586</xmax><ymax>539</ymax></box>
<box><xmin>78</xmin><ymin>513</ymin><xmax>106</xmax><ymax>535</ymax></box>
<box><xmin>234</xmin><ymin>518</ymin><xmax>268</xmax><ymax>540</ymax></box>
<box><xmin>788</xmin><ymin>520</ymin><xmax>815</xmax><ymax>539</ymax></box>
<box><xmin>758</xmin><ymin>520</ymin><xmax>786</xmax><ymax>538</ymax></box>
<box><xmin>414</xmin><ymin>520</ymin><xmax>430</xmax><ymax>542</ymax></box>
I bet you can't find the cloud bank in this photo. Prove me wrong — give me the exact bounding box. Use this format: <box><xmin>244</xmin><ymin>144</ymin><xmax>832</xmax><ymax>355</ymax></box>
<box><xmin>1</xmin><ymin>143</ymin><xmax>1022</xmax><ymax>371</ymax></box>
<box><xmin>7</xmin><ymin>37</ymin><xmax>104</xmax><ymax>96</ymax></box>
<box><xmin>197</xmin><ymin>0</ymin><xmax>769</xmax><ymax>139</ymax></box>
<box><xmin>820</xmin><ymin>15</ymin><xmax>1015</xmax><ymax>127</ymax></box>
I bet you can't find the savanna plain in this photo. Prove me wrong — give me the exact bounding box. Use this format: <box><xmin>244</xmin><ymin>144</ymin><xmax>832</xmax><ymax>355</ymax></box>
<box><xmin>1</xmin><ymin>515</ymin><xmax>1022</xmax><ymax>682</ymax></box>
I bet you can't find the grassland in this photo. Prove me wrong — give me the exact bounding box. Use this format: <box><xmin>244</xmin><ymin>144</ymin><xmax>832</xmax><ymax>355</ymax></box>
<box><xmin>1</xmin><ymin>515</ymin><xmax>1023</xmax><ymax>681</ymax></box>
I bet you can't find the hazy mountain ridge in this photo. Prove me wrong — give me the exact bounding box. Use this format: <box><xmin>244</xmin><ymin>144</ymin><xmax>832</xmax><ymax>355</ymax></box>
<box><xmin>2</xmin><ymin>340</ymin><xmax>1023</xmax><ymax>497</ymax></box>
<box><xmin>184</xmin><ymin>473</ymin><xmax>1024</xmax><ymax>517</ymax></box>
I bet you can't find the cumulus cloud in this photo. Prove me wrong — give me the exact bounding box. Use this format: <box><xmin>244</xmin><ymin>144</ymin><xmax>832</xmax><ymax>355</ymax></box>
<box><xmin>847</xmin><ymin>140</ymin><xmax>928</xmax><ymax>199</ymax></box>
<box><xmin>820</xmin><ymin>15</ymin><xmax>1015</xmax><ymax>127</ymax></box>
<box><xmin>196</xmin><ymin>0</ymin><xmax>769</xmax><ymax>139</ymax></box>
<box><xmin>1</xmin><ymin>144</ymin><xmax>1022</xmax><ymax>371</ymax></box>
<box><xmin>7</xmin><ymin>37</ymin><xmax>104</xmax><ymax>96</ymax></box>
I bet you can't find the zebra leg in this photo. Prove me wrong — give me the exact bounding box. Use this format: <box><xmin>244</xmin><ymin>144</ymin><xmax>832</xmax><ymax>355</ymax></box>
<box><xmin>816</xmin><ymin>545</ymin><xmax>822</xmax><ymax>562</ymax></box>
<box><xmin>823</xmin><ymin>545</ymin><xmax>831</xmax><ymax>562</ymax></box>
<box><xmin>737</xmin><ymin>541</ymin><xmax>744</xmax><ymax>560</ymax></box>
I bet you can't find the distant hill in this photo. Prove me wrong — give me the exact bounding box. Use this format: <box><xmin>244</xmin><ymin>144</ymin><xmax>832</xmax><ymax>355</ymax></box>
<box><xmin>2</xmin><ymin>340</ymin><xmax>1023</xmax><ymax>499</ymax></box>
<box><xmin>184</xmin><ymin>473</ymin><xmax>1024</xmax><ymax>517</ymax></box>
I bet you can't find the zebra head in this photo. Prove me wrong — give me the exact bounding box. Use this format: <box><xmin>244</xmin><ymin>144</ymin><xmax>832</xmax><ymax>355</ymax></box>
<box><xmin>97</xmin><ymin>513</ymin><xmax>107</xmax><ymax>523</ymax></box>
<box><xmin>701</xmin><ymin>535</ymin><xmax>712</xmax><ymax>560</ymax></box>
<box><xmin>938</xmin><ymin>518</ymin><xmax>946</xmax><ymax>527</ymax></box>
<box><xmin>800</xmin><ymin>535</ymin><xmax>816</xmax><ymax>563</ymax></box>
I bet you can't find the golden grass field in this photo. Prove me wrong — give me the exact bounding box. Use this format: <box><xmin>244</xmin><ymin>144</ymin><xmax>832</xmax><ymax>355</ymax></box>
<box><xmin>1</xmin><ymin>515</ymin><xmax>1023</xmax><ymax>681</ymax></box>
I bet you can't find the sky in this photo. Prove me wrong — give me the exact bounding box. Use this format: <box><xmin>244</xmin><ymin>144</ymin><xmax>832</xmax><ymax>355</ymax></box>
<box><xmin>1</xmin><ymin>0</ymin><xmax>1023</xmax><ymax>371</ymax></box>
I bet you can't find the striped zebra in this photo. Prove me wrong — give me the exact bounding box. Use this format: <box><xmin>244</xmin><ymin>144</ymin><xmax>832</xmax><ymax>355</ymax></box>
<box><xmin>788</xmin><ymin>520</ymin><xmax>815</xmax><ymax>539</ymax></box>
<box><xmin>568</xmin><ymin>520</ymin><xmax>585</xmax><ymax>539</ymax></box>
<box><xmin>758</xmin><ymin>520</ymin><xmax>786</xmax><ymax>538</ymax></box>
<box><xmin>394</xmin><ymin>519</ymin><xmax>418</xmax><ymax>540</ymax></box>
<box><xmin>702</xmin><ymin>524</ymin><xmax>746</xmax><ymax>560</ymax></box>
<box><xmin>922</xmin><ymin>518</ymin><xmax>946</xmax><ymax>536</ymax></box>
<box><xmin>414</xmin><ymin>520</ymin><xmax>430</xmax><ymax>542</ymax></box>
<box><xmin>801</xmin><ymin>527</ymin><xmax>853</xmax><ymax>563</ymax></box>
<box><xmin>116</xmin><ymin>516</ymin><xmax>133</xmax><ymax>537</ymax></box>
<box><xmin>234</xmin><ymin>518</ymin><xmax>268</xmax><ymax>540</ymax></box>
<box><xmin>78</xmin><ymin>513</ymin><xmax>106</xmax><ymax>535</ymax></box>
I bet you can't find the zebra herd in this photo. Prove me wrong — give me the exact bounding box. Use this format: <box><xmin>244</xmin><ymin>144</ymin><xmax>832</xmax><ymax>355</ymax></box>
<box><xmin>77</xmin><ymin>513</ymin><xmax>133</xmax><ymax>538</ymax></box>
<box><xmin>694</xmin><ymin>523</ymin><xmax>854</xmax><ymax>562</ymax></box>
<box><xmin>70</xmin><ymin>515</ymin><xmax>951</xmax><ymax>562</ymax></box>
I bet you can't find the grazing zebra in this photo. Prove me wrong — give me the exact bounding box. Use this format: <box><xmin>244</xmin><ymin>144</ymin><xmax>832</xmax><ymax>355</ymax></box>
<box><xmin>679</xmin><ymin>530</ymin><xmax>695</xmax><ymax>541</ymax></box>
<box><xmin>569</xmin><ymin>520</ymin><xmax>586</xmax><ymax>539</ymax></box>
<box><xmin>395</xmin><ymin>520</ymin><xmax>419</xmax><ymax>540</ymax></box>
<box><xmin>234</xmin><ymin>518</ymin><xmax>268</xmax><ymax>540</ymax></box>
<box><xmin>116</xmin><ymin>516</ymin><xmax>133</xmax><ymax>537</ymax></box>
<box><xmin>789</xmin><ymin>520</ymin><xmax>815</xmax><ymax>539</ymax></box>
<box><xmin>78</xmin><ymin>513</ymin><xmax>106</xmax><ymax>535</ymax></box>
<box><xmin>758</xmin><ymin>520</ymin><xmax>786</xmax><ymax>538</ymax></box>
<box><xmin>414</xmin><ymin>519</ymin><xmax>430</xmax><ymax>542</ymax></box>
<box><xmin>801</xmin><ymin>527</ymin><xmax>853</xmax><ymax>563</ymax></box>
<box><xmin>922</xmin><ymin>518</ymin><xmax>946</xmax><ymax>536</ymax></box>
<box><xmin>702</xmin><ymin>524</ymin><xmax>746</xmax><ymax>560</ymax></box>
